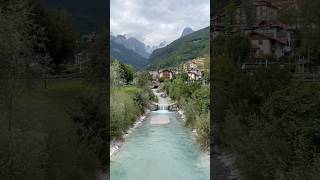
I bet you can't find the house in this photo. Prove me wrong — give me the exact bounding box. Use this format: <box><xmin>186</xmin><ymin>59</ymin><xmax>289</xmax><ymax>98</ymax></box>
<box><xmin>247</xmin><ymin>20</ymin><xmax>294</xmax><ymax>51</ymax></box>
<box><xmin>158</xmin><ymin>69</ymin><xmax>173</xmax><ymax>80</ymax></box>
<box><xmin>184</xmin><ymin>61</ymin><xmax>198</xmax><ymax>72</ymax></box>
<box><xmin>213</xmin><ymin>0</ymin><xmax>295</xmax><ymax>61</ymax></box>
<box><xmin>183</xmin><ymin>57</ymin><xmax>205</xmax><ymax>72</ymax></box>
<box><xmin>249</xmin><ymin>31</ymin><xmax>286</xmax><ymax>59</ymax></box>
<box><xmin>253</xmin><ymin>0</ymin><xmax>278</xmax><ymax>21</ymax></box>
<box><xmin>187</xmin><ymin>70</ymin><xmax>203</xmax><ymax>80</ymax></box>
<box><xmin>75</xmin><ymin>52</ymin><xmax>90</xmax><ymax>73</ymax></box>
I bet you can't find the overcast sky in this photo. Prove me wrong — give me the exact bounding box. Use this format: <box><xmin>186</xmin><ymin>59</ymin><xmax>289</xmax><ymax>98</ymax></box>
<box><xmin>111</xmin><ymin>0</ymin><xmax>210</xmax><ymax>46</ymax></box>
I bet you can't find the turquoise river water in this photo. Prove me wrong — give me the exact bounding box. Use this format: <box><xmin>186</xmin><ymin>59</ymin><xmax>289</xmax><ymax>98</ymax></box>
<box><xmin>110</xmin><ymin>109</ymin><xmax>210</xmax><ymax>180</ymax></box>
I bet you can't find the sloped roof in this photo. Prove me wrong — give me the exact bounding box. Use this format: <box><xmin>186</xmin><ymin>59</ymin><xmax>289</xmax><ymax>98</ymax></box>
<box><xmin>253</xmin><ymin>0</ymin><xmax>278</xmax><ymax>9</ymax></box>
<box><xmin>249</xmin><ymin>31</ymin><xmax>286</xmax><ymax>45</ymax></box>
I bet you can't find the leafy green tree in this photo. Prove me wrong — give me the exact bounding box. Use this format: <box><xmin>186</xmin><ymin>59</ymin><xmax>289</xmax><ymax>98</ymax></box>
<box><xmin>37</xmin><ymin>8</ymin><xmax>77</xmax><ymax>72</ymax></box>
<box><xmin>136</xmin><ymin>71</ymin><xmax>152</xmax><ymax>88</ymax></box>
<box><xmin>120</xmin><ymin>62</ymin><xmax>134</xmax><ymax>84</ymax></box>
<box><xmin>111</xmin><ymin>60</ymin><xmax>125</xmax><ymax>87</ymax></box>
<box><xmin>0</xmin><ymin>0</ymin><xmax>50</xmax><ymax>178</ymax></box>
<box><xmin>72</xmin><ymin>94</ymin><xmax>108</xmax><ymax>167</ymax></box>
<box><xmin>85</xmin><ymin>31</ymin><xmax>108</xmax><ymax>89</ymax></box>
<box><xmin>224</xmin><ymin>0</ymin><xmax>238</xmax><ymax>34</ymax></box>
<box><xmin>81</xmin><ymin>30</ymin><xmax>108</xmax><ymax>169</ymax></box>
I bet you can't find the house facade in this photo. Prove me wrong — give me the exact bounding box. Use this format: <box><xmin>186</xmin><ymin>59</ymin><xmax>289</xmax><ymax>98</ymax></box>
<box><xmin>254</xmin><ymin>0</ymin><xmax>278</xmax><ymax>21</ymax></box>
<box><xmin>183</xmin><ymin>57</ymin><xmax>205</xmax><ymax>71</ymax></box>
<box><xmin>183</xmin><ymin>58</ymin><xmax>206</xmax><ymax>80</ymax></box>
<box><xmin>187</xmin><ymin>70</ymin><xmax>203</xmax><ymax>80</ymax></box>
<box><xmin>249</xmin><ymin>31</ymin><xmax>286</xmax><ymax>59</ymax></box>
<box><xmin>158</xmin><ymin>69</ymin><xmax>173</xmax><ymax>80</ymax></box>
<box><xmin>75</xmin><ymin>52</ymin><xmax>90</xmax><ymax>73</ymax></box>
<box><xmin>213</xmin><ymin>0</ymin><xmax>294</xmax><ymax>61</ymax></box>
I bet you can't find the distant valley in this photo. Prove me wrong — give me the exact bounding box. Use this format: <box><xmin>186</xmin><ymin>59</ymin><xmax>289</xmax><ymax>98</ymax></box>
<box><xmin>111</xmin><ymin>26</ymin><xmax>209</xmax><ymax>70</ymax></box>
<box><xmin>110</xmin><ymin>34</ymin><xmax>167</xmax><ymax>69</ymax></box>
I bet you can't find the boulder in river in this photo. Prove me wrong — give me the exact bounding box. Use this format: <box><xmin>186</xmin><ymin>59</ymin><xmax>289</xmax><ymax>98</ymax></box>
<box><xmin>168</xmin><ymin>104</ymin><xmax>179</xmax><ymax>111</ymax></box>
<box><xmin>149</xmin><ymin>103</ymin><xmax>158</xmax><ymax>111</ymax></box>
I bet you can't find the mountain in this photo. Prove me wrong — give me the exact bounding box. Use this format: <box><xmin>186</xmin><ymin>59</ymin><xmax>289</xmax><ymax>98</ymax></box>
<box><xmin>146</xmin><ymin>41</ymin><xmax>167</xmax><ymax>54</ymax></box>
<box><xmin>110</xmin><ymin>39</ymin><xmax>148</xmax><ymax>70</ymax></box>
<box><xmin>146</xmin><ymin>26</ymin><xmax>209</xmax><ymax>70</ymax></box>
<box><xmin>41</xmin><ymin>0</ymin><xmax>108</xmax><ymax>34</ymax></box>
<box><xmin>180</xmin><ymin>27</ymin><xmax>194</xmax><ymax>38</ymax></box>
<box><xmin>111</xmin><ymin>35</ymin><xmax>150</xmax><ymax>58</ymax></box>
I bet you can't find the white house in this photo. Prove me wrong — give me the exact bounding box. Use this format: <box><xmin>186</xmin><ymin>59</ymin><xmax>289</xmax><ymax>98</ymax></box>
<box><xmin>187</xmin><ymin>70</ymin><xmax>203</xmax><ymax>80</ymax></box>
<box><xmin>249</xmin><ymin>31</ymin><xmax>286</xmax><ymax>59</ymax></box>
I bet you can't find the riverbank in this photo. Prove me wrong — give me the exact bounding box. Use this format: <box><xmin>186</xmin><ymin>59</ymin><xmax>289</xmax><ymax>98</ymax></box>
<box><xmin>110</xmin><ymin>109</ymin><xmax>150</xmax><ymax>157</ymax></box>
<box><xmin>157</xmin><ymin>88</ymin><xmax>210</xmax><ymax>162</ymax></box>
<box><xmin>110</xmin><ymin>101</ymin><xmax>210</xmax><ymax>180</ymax></box>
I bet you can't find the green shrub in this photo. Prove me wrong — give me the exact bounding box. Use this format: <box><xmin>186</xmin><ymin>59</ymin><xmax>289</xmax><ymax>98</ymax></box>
<box><xmin>195</xmin><ymin>113</ymin><xmax>210</xmax><ymax>150</ymax></box>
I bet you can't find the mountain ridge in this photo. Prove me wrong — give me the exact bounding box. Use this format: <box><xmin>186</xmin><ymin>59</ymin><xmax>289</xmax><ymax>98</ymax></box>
<box><xmin>181</xmin><ymin>27</ymin><xmax>195</xmax><ymax>38</ymax></box>
<box><xmin>110</xmin><ymin>39</ymin><xmax>148</xmax><ymax>70</ymax></box>
<box><xmin>146</xmin><ymin>26</ymin><xmax>209</xmax><ymax>70</ymax></box>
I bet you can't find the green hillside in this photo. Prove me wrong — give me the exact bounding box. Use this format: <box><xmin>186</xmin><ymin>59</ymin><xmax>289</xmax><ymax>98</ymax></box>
<box><xmin>146</xmin><ymin>26</ymin><xmax>210</xmax><ymax>70</ymax></box>
<box><xmin>110</xmin><ymin>40</ymin><xmax>148</xmax><ymax>70</ymax></box>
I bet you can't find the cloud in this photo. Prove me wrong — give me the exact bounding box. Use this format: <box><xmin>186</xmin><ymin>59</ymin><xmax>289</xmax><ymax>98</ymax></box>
<box><xmin>111</xmin><ymin>0</ymin><xmax>210</xmax><ymax>46</ymax></box>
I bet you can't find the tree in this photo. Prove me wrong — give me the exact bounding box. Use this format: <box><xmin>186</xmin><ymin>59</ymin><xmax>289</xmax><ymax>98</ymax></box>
<box><xmin>38</xmin><ymin>8</ymin><xmax>77</xmax><ymax>72</ymax></box>
<box><xmin>136</xmin><ymin>71</ymin><xmax>152</xmax><ymax>88</ymax></box>
<box><xmin>279</xmin><ymin>0</ymin><xmax>320</xmax><ymax>64</ymax></box>
<box><xmin>110</xmin><ymin>60</ymin><xmax>125</xmax><ymax>87</ymax></box>
<box><xmin>120</xmin><ymin>62</ymin><xmax>134</xmax><ymax>84</ymax></box>
<box><xmin>83</xmin><ymin>30</ymin><xmax>108</xmax><ymax>169</ymax></box>
<box><xmin>0</xmin><ymin>0</ymin><xmax>49</xmax><ymax>137</ymax></box>
<box><xmin>0</xmin><ymin>0</ymin><xmax>50</xmax><ymax>178</ymax></box>
<box><xmin>85</xmin><ymin>30</ymin><xmax>108</xmax><ymax>89</ymax></box>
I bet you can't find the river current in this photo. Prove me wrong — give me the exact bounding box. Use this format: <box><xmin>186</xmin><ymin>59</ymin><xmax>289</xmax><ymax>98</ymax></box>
<box><xmin>110</xmin><ymin>103</ymin><xmax>210</xmax><ymax>180</ymax></box>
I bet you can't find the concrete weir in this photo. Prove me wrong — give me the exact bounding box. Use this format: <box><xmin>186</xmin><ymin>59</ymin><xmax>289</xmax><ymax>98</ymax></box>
<box><xmin>150</xmin><ymin>115</ymin><xmax>170</xmax><ymax>125</ymax></box>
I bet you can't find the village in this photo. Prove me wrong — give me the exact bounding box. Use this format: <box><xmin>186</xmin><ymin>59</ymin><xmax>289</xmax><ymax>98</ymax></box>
<box><xmin>148</xmin><ymin>57</ymin><xmax>207</xmax><ymax>85</ymax></box>
<box><xmin>212</xmin><ymin>0</ymin><xmax>320</xmax><ymax>80</ymax></box>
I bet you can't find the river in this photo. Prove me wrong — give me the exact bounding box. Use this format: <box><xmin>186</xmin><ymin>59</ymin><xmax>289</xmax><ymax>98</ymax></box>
<box><xmin>110</xmin><ymin>90</ymin><xmax>210</xmax><ymax>180</ymax></box>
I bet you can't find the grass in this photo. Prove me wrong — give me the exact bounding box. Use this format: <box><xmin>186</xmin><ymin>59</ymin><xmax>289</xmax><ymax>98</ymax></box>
<box><xmin>118</xmin><ymin>85</ymin><xmax>141</xmax><ymax>96</ymax></box>
<box><xmin>0</xmin><ymin>79</ymin><xmax>98</xmax><ymax>179</ymax></box>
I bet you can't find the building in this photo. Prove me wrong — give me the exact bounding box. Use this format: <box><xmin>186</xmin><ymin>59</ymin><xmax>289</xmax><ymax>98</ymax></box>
<box><xmin>249</xmin><ymin>31</ymin><xmax>286</xmax><ymax>59</ymax></box>
<box><xmin>253</xmin><ymin>0</ymin><xmax>278</xmax><ymax>21</ymax></box>
<box><xmin>183</xmin><ymin>57</ymin><xmax>205</xmax><ymax>72</ymax></box>
<box><xmin>187</xmin><ymin>70</ymin><xmax>203</xmax><ymax>80</ymax></box>
<box><xmin>158</xmin><ymin>69</ymin><xmax>173</xmax><ymax>80</ymax></box>
<box><xmin>213</xmin><ymin>0</ymin><xmax>294</xmax><ymax>61</ymax></box>
<box><xmin>75</xmin><ymin>52</ymin><xmax>90</xmax><ymax>73</ymax></box>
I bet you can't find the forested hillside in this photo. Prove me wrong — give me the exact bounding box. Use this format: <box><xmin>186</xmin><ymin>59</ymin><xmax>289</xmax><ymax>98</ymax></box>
<box><xmin>110</xmin><ymin>40</ymin><xmax>148</xmax><ymax>70</ymax></box>
<box><xmin>147</xmin><ymin>26</ymin><xmax>210</xmax><ymax>69</ymax></box>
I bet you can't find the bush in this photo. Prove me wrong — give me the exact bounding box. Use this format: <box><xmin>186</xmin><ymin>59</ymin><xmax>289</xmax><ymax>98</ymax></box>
<box><xmin>72</xmin><ymin>93</ymin><xmax>108</xmax><ymax>166</ymax></box>
<box><xmin>195</xmin><ymin>113</ymin><xmax>210</xmax><ymax>150</ymax></box>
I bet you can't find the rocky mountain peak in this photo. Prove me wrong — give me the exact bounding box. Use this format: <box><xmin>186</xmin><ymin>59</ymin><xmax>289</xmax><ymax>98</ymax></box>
<box><xmin>181</xmin><ymin>27</ymin><xmax>194</xmax><ymax>37</ymax></box>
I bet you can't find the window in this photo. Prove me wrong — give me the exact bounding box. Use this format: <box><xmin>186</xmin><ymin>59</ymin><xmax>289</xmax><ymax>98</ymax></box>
<box><xmin>259</xmin><ymin>40</ymin><xmax>263</xmax><ymax>45</ymax></box>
